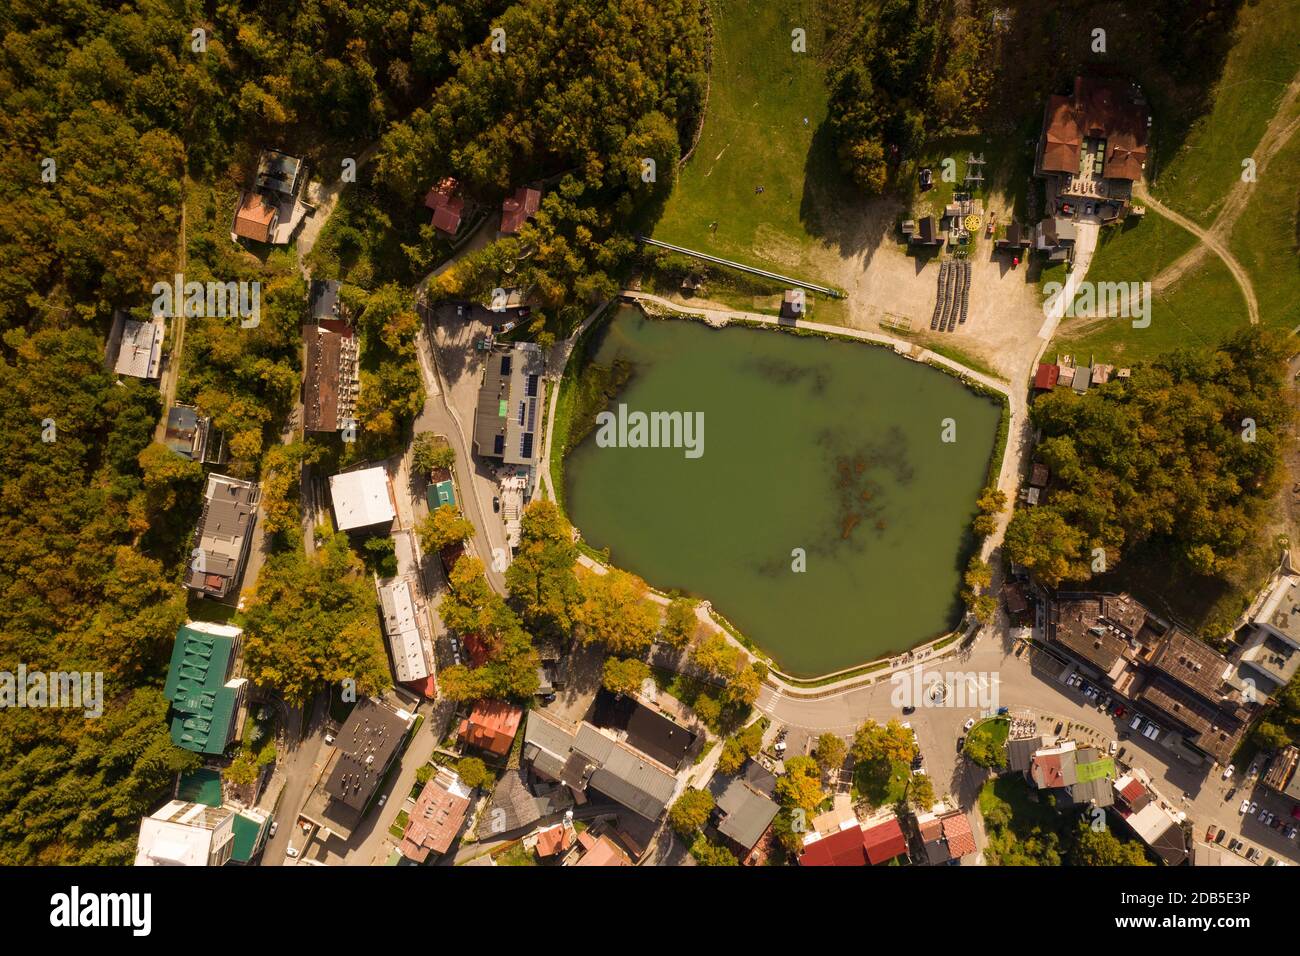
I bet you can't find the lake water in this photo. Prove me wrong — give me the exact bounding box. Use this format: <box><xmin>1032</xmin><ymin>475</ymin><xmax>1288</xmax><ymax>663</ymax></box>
<box><xmin>563</xmin><ymin>306</ymin><xmax>1001</xmax><ymax>676</ymax></box>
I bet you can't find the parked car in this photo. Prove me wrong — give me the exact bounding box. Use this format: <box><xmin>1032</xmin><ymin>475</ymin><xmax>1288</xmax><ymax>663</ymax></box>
<box><xmin>286</xmin><ymin>847</ymin><xmax>299</xmax><ymax>859</ymax></box>
<box><xmin>1248</xmin><ymin>801</ymin><xmax>1259</xmax><ymax>816</ymax></box>
<box><xmin>1239</xmin><ymin>798</ymin><xmax>1251</xmax><ymax>814</ymax></box>
<box><xmin>997</xmin><ymin>706</ymin><xmax>1009</xmax><ymax>715</ymax></box>
<box><xmin>1222</xmin><ymin>764</ymin><xmax>1235</xmax><ymax>780</ymax></box>
<box><xmin>901</xmin><ymin>705</ymin><xmax>915</xmax><ymax>715</ymax></box>
<box><xmin>1246</xmin><ymin>847</ymin><xmax>1260</xmax><ymax>862</ymax></box>
<box><xmin>963</xmin><ymin>717</ymin><xmax>976</xmax><ymax>731</ymax></box>
<box><xmin>1206</xmin><ymin>824</ymin><xmax>1217</xmax><ymax>842</ymax></box>
<box><xmin>1287</xmin><ymin>825</ymin><xmax>1298</xmax><ymax>840</ymax></box>
<box><xmin>1130</xmin><ymin>715</ymin><xmax>1143</xmax><ymax>731</ymax></box>
<box><xmin>1054</xmin><ymin>721</ymin><xmax>1064</xmax><ymax>735</ymax></box>
<box><xmin>1215</xmin><ymin>828</ymin><xmax>1226</xmax><ymax>844</ymax></box>
<box><xmin>269</xmin><ymin>822</ymin><xmax>278</xmax><ymax>838</ymax></box>
<box><xmin>956</xmin><ymin>736</ymin><xmax>966</xmax><ymax>753</ymax></box>
<box><xmin>1226</xmin><ymin>787</ymin><xmax>1237</xmax><ymax>802</ymax></box>
<box><xmin>492</xmin><ymin>496</ymin><xmax>500</xmax><ymax>513</ymax></box>
<box><xmin>1112</xmin><ymin>704</ymin><xmax>1125</xmax><ymax>718</ymax></box>
<box><xmin>1228</xmin><ymin>838</ymin><xmax>1241</xmax><ymax>852</ymax></box>
<box><xmin>1108</xmin><ymin>739</ymin><xmax>1118</xmax><ymax>755</ymax></box>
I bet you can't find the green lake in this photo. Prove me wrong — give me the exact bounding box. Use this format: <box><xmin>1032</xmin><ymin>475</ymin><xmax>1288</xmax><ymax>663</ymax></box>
<box><xmin>562</xmin><ymin>306</ymin><xmax>1002</xmax><ymax>677</ymax></box>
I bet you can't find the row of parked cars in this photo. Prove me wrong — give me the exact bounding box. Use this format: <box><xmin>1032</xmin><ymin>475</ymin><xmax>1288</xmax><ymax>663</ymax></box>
<box><xmin>1064</xmin><ymin>673</ymin><xmax>1161</xmax><ymax>738</ymax></box>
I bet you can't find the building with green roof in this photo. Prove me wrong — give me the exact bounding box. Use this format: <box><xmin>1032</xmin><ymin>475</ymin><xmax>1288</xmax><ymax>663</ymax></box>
<box><xmin>164</xmin><ymin>621</ymin><xmax>247</xmax><ymax>756</ymax></box>
<box><xmin>426</xmin><ymin>478</ymin><xmax>456</xmax><ymax>511</ymax></box>
<box><xmin>230</xmin><ymin>808</ymin><xmax>272</xmax><ymax>864</ymax></box>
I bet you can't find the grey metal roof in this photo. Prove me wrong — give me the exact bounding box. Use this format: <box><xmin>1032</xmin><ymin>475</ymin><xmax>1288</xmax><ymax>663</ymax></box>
<box><xmin>711</xmin><ymin>776</ymin><xmax>779</xmax><ymax>850</ymax></box>
<box><xmin>472</xmin><ymin>343</ymin><xmax>543</xmax><ymax>466</ymax></box>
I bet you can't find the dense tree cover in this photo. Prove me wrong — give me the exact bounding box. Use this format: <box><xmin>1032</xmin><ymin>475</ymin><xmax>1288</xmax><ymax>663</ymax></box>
<box><xmin>813</xmin><ymin>732</ymin><xmax>847</xmax><ymax>775</ymax></box>
<box><xmin>601</xmin><ymin>657</ymin><xmax>651</xmax><ymax>697</ymax></box>
<box><xmin>690</xmin><ymin>633</ymin><xmax>767</xmax><ymax>708</ymax></box>
<box><xmin>0</xmin><ymin>325</ymin><xmax>192</xmax><ymax>863</ymax></box>
<box><xmin>717</xmin><ymin>719</ymin><xmax>766</xmax><ymax>776</ymax></box>
<box><xmin>689</xmin><ymin>834</ymin><xmax>738</xmax><ymax>866</ymax></box>
<box><xmin>661</xmin><ymin>596</ymin><xmax>699</xmax><ymax>647</ymax></box>
<box><xmin>416</xmin><ymin>504</ymin><xmax>475</xmax><ymax>553</ymax></box>
<box><xmin>259</xmin><ymin>440</ymin><xmax>321</xmax><ymax>541</ymax></box>
<box><xmin>455</xmin><ymin>756</ymin><xmax>493</xmax><ymax>789</ymax></box>
<box><xmin>574</xmin><ymin>567</ymin><xmax>661</xmax><ymax>655</ymax></box>
<box><xmin>1071</xmin><ymin>823</ymin><xmax>1154</xmax><ymax>866</ymax></box>
<box><xmin>1005</xmin><ymin>330</ymin><xmax>1291</xmax><ymax>590</ymax></box>
<box><xmin>825</xmin><ymin>0</ymin><xmax>994</xmax><ymax>192</ymax></box>
<box><xmin>241</xmin><ymin>534</ymin><xmax>392</xmax><ymax>707</ymax></box>
<box><xmin>387</xmin><ymin>0</ymin><xmax>708</xmax><ymax>333</ymax></box>
<box><xmin>961</xmin><ymin>556</ymin><xmax>997</xmax><ymax>625</ymax></box>
<box><xmin>668</xmin><ymin>787</ymin><xmax>714</xmax><ymax>837</ymax></box>
<box><xmin>851</xmin><ymin>719</ymin><xmax>918</xmax><ymax>764</ymax></box>
<box><xmin>903</xmin><ymin>772</ymin><xmax>936</xmax><ymax>811</ymax></box>
<box><xmin>411</xmin><ymin>432</ymin><xmax>456</xmax><ymax>474</ymax></box>
<box><xmin>437</xmin><ymin>554</ymin><xmax>540</xmax><ymax>701</ymax></box>
<box><xmin>775</xmin><ymin>755</ymin><xmax>826</xmax><ymax>815</ymax></box>
<box><xmin>504</xmin><ymin>500</ymin><xmax>579</xmax><ymax>645</ymax></box>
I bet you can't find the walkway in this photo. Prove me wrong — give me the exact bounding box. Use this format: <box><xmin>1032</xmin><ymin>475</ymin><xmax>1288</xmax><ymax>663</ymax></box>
<box><xmin>635</xmin><ymin>236</ymin><xmax>844</xmax><ymax>297</ymax></box>
<box><xmin>1136</xmin><ymin>183</ymin><xmax>1260</xmax><ymax>326</ymax></box>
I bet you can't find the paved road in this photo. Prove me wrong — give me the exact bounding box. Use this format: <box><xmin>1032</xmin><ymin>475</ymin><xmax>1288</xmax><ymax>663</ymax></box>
<box><xmin>418</xmin><ymin>305</ymin><xmax>511</xmax><ymax>593</ymax></box>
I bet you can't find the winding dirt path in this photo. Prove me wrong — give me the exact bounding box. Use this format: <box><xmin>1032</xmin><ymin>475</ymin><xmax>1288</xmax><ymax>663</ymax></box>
<box><xmin>1140</xmin><ymin>68</ymin><xmax>1300</xmax><ymax>325</ymax></box>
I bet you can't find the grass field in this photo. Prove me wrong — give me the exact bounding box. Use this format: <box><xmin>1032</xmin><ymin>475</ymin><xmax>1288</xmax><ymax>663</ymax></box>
<box><xmin>1150</xmin><ymin>0</ymin><xmax>1300</xmax><ymax>226</ymax></box>
<box><xmin>1057</xmin><ymin>254</ymin><xmax>1249</xmax><ymax>363</ymax></box>
<box><xmin>652</xmin><ymin>0</ymin><xmax>846</xmax><ymax>284</ymax></box>
<box><xmin>1228</xmin><ymin>128</ymin><xmax>1300</xmax><ymax>335</ymax></box>
<box><xmin>852</xmin><ymin>757</ymin><xmax>911</xmax><ymax>808</ymax></box>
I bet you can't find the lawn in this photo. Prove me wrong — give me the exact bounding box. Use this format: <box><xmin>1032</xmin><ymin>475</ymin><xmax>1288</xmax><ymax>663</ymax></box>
<box><xmin>1056</xmin><ymin>253</ymin><xmax>1249</xmax><ymax>364</ymax></box>
<box><xmin>651</xmin><ymin>0</ymin><xmax>848</xmax><ymax>285</ymax></box>
<box><xmin>1149</xmin><ymin>0</ymin><xmax>1300</xmax><ymax>227</ymax></box>
<box><xmin>963</xmin><ymin>717</ymin><xmax>1009</xmax><ymax>769</ymax></box>
<box><xmin>1228</xmin><ymin>128</ymin><xmax>1300</xmax><ymax>335</ymax></box>
<box><xmin>851</xmin><ymin>757</ymin><xmax>911</xmax><ymax>808</ymax></box>
<box><xmin>977</xmin><ymin>775</ymin><xmax>1071</xmax><ymax>866</ymax></box>
<box><xmin>494</xmin><ymin>842</ymin><xmax>539</xmax><ymax>867</ymax></box>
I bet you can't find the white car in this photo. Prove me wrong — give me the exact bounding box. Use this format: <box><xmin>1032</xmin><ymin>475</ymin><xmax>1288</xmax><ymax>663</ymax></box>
<box><xmin>1130</xmin><ymin>715</ymin><xmax>1143</xmax><ymax>731</ymax></box>
<box><xmin>963</xmin><ymin>717</ymin><xmax>976</xmax><ymax>731</ymax></box>
<box><xmin>1108</xmin><ymin>740</ymin><xmax>1118</xmax><ymax>755</ymax></box>
<box><xmin>1248</xmin><ymin>802</ymin><xmax>1258</xmax><ymax>816</ymax></box>
<box><xmin>1222</xmin><ymin>764</ymin><xmax>1234</xmax><ymax>780</ymax></box>
<box><xmin>1239</xmin><ymin>798</ymin><xmax>1251</xmax><ymax>814</ymax></box>
<box><xmin>286</xmin><ymin>847</ymin><xmax>299</xmax><ymax>858</ymax></box>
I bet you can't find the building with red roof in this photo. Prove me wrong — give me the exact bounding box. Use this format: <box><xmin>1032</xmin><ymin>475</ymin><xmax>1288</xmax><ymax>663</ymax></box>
<box><xmin>1033</xmin><ymin>362</ymin><xmax>1060</xmax><ymax>391</ymax></box>
<box><xmin>425</xmin><ymin>177</ymin><xmax>465</xmax><ymax>237</ymax></box>
<box><xmin>500</xmin><ymin>186</ymin><xmax>541</xmax><ymax>235</ymax></box>
<box><xmin>940</xmin><ymin>812</ymin><xmax>976</xmax><ymax>859</ymax></box>
<box><xmin>799</xmin><ymin>825</ymin><xmax>869</xmax><ymax>867</ymax></box>
<box><xmin>458</xmin><ymin>699</ymin><xmax>524</xmax><ymax>757</ymax></box>
<box><xmin>398</xmin><ymin>767</ymin><xmax>473</xmax><ymax>862</ymax></box>
<box><xmin>862</xmin><ymin>817</ymin><xmax>908</xmax><ymax>865</ymax></box>
<box><xmin>535</xmin><ymin>821</ymin><xmax>576</xmax><ymax>859</ymax></box>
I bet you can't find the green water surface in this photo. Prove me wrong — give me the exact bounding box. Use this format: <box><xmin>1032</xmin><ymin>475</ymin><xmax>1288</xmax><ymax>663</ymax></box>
<box><xmin>563</xmin><ymin>307</ymin><xmax>1001</xmax><ymax>676</ymax></box>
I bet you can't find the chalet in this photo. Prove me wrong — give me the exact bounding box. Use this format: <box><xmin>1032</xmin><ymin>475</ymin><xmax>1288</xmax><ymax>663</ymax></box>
<box><xmin>1035</xmin><ymin>216</ymin><xmax>1076</xmax><ymax>262</ymax></box>
<box><xmin>1033</xmin><ymin>362</ymin><xmax>1059</xmax><ymax>392</ymax></box>
<box><xmin>1036</xmin><ymin>76</ymin><xmax>1149</xmax><ymax>214</ymax></box>
<box><xmin>232</xmin><ymin>149</ymin><xmax>306</xmax><ymax>245</ymax></box>
<box><xmin>164</xmin><ymin>404</ymin><xmax>225</xmax><ymax>464</ymax></box>
<box><xmin>458</xmin><ymin>699</ymin><xmax>524</xmax><ymax>757</ymax></box>
<box><xmin>398</xmin><ymin>767</ymin><xmax>473</xmax><ymax>863</ymax></box>
<box><xmin>1112</xmin><ymin>773</ymin><xmax>1187</xmax><ymax>865</ymax></box>
<box><xmin>187</xmin><ymin>474</ymin><xmax>259</xmax><ymax>600</ymax></box>
<box><xmin>425</xmin><ymin>177</ymin><xmax>465</xmax><ymax>237</ymax></box>
<box><xmin>708</xmin><ymin>761</ymin><xmax>779</xmax><ymax>862</ymax></box>
<box><xmin>113</xmin><ymin>314</ymin><xmax>165</xmax><ymax>379</ymax></box>
<box><xmin>500</xmin><ymin>185</ymin><xmax>541</xmax><ymax>235</ymax></box>
<box><xmin>522</xmin><ymin>710</ymin><xmax>679</xmax><ymax>822</ymax></box>
<box><xmin>909</xmin><ymin>215</ymin><xmax>943</xmax><ymax>247</ymax></box>
<box><xmin>995</xmin><ymin>220</ymin><xmax>1033</xmax><ymax>252</ymax></box>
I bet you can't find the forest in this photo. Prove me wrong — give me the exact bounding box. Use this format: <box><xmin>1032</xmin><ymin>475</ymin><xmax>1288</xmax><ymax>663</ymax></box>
<box><xmin>0</xmin><ymin>0</ymin><xmax>708</xmax><ymax>863</ymax></box>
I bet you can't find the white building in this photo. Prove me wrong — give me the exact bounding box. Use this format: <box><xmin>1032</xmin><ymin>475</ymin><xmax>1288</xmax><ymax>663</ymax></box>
<box><xmin>135</xmin><ymin>800</ymin><xmax>236</xmax><ymax>866</ymax></box>
<box><xmin>329</xmin><ymin>466</ymin><xmax>397</xmax><ymax>532</ymax></box>
<box><xmin>378</xmin><ymin>578</ymin><xmax>431</xmax><ymax>688</ymax></box>
<box><xmin>114</xmin><ymin>316</ymin><xmax>165</xmax><ymax>379</ymax></box>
